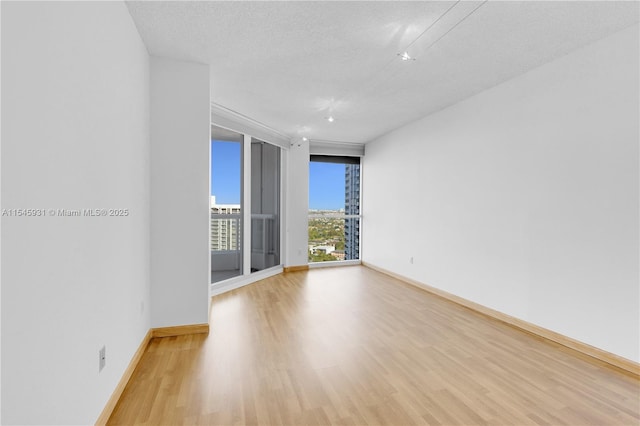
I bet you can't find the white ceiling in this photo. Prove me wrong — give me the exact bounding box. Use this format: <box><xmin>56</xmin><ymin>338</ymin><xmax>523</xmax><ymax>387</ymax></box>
<box><xmin>126</xmin><ymin>1</ymin><xmax>639</xmax><ymax>144</ymax></box>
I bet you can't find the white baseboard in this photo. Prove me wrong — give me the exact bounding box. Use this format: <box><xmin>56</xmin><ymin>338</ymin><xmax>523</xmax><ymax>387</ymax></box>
<box><xmin>362</xmin><ymin>261</ymin><xmax>639</xmax><ymax>378</ymax></box>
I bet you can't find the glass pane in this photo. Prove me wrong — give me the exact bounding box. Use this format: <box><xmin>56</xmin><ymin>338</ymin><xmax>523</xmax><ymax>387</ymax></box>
<box><xmin>308</xmin><ymin>160</ymin><xmax>360</xmax><ymax>262</ymax></box>
<box><xmin>250</xmin><ymin>139</ymin><xmax>280</xmax><ymax>272</ymax></box>
<box><xmin>309</xmin><ymin>161</ymin><xmax>346</xmax><ymax>213</ymax></box>
<box><xmin>210</xmin><ymin>126</ymin><xmax>243</xmax><ymax>283</ymax></box>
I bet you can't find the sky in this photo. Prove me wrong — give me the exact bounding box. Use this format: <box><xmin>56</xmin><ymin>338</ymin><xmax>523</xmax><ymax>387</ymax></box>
<box><xmin>211</xmin><ymin>141</ymin><xmax>241</xmax><ymax>204</ymax></box>
<box><xmin>309</xmin><ymin>161</ymin><xmax>345</xmax><ymax>210</ymax></box>
<box><xmin>211</xmin><ymin>140</ymin><xmax>344</xmax><ymax>209</ymax></box>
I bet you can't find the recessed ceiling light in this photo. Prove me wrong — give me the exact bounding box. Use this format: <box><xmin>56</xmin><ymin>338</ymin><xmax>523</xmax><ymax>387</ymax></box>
<box><xmin>302</xmin><ymin>137</ymin><xmax>309</xmax><ymax>142</ymax></box>
<box><xmin>326</xmin><ymin>116</ymin><xmax>335</xmax><ymax>123</ymax></box>
<box><xmin>398</xmin><ymin>51</ymin><xmax>415</xmax><ymax>61</ymax></box>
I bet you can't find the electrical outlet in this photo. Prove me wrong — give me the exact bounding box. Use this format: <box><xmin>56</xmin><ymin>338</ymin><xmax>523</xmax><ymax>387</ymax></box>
<box><xmin>410</xmin><ymin>256</ymin><xmax>414</xmax><ymax>264</ymax></box>
<box><xmin>99</xmin><ymin>346</ymin><xmax>106</xmax><ymax>372</ymax></box>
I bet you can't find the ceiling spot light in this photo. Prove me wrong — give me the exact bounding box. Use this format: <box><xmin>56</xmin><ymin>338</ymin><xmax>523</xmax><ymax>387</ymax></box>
<box><xmin>398</xmin><ymin>51</ymin><xmax>415</xmax><ymax>61</ymax></box>
<box><xmin>326</xmin><ymin>116</ymin><xmax>335</xmax><ymax>123</ymax></box>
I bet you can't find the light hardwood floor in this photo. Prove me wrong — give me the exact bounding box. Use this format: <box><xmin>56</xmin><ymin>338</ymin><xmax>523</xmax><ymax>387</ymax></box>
<box><xmin>108</xmin><ymin>266</ymin><xmax>639</xmax><ymax>425</ymax></box>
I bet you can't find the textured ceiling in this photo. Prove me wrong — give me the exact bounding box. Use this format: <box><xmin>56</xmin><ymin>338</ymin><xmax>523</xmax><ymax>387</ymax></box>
<box><xmin>127</xmin><ymin>1</ymin><xmax>639</xmax><ymax>144</ymax></box>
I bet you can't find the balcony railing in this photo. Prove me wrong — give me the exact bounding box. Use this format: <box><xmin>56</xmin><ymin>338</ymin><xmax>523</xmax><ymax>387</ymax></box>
<box><xmin>211</xmin><ymin>212</ymin><xmax>280</xmax><ymax>278</ymax></box>
<box><xmin>251</xmin><ymin>213</ymin><xmax>279</xmax><ymax>271</ymax></box>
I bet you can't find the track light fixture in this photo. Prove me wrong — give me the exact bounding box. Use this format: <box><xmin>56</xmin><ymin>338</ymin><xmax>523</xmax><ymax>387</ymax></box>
<box><xmin>398</xmin><ymin>51</ymin><xmax>415</xmax><ymax>61</ymax></box>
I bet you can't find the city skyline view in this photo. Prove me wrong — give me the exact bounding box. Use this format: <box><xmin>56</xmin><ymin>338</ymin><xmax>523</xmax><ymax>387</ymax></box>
<box><xmin>211</xmin><ymin>140</ymin><xmax>346</xmax><ymax>209</ymax></box>
<box><xmin>211</xmin><ymin>139</ymin><xmax>361</xmax><ymax>264</ymax></box>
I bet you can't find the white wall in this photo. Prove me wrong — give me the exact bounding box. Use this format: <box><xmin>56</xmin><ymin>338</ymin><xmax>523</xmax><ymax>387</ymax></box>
<box><xmin>1</xmin><ymin>2</ymin><xmax>151</xmax><ymax>424</ymax></box>
<box><xmin>150</xmin><ymin>57</ymin><xmax>210</xmax><ymax>328</ymax></box>
<box><xmin>285</xmin><ymin>141</ymin><xmax>310</xmax><ymax>267</ymax></box>
<box><xmin>363</xmin><ymin>24</ymin><xmax>639</xmax><ymax>362</ymax></box>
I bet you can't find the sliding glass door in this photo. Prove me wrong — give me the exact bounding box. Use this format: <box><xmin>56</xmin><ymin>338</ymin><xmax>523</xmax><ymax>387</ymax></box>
<box><xmin>210</xmin><ymin>126</ymin><xmax>283</xmax><ymax>284</ymax></box>
<box><xmin>210</xmin><ymin>126</ymin><xmax>243</xmax><ymax>283</ymax></box>
<box><xmin>250</xmin><ymin>139</ymin><xmax>281</xmax><ymax>272</ymax></box>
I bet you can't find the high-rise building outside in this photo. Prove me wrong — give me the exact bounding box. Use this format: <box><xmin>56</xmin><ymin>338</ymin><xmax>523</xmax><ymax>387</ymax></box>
<box><xmin>344</xmin><ymin>163</ymin><xmax>360</xmax><ymax>260</ymax></box>
<box><xmin>210</xmin><ymin>196</ymin><xmax>241</xmax><ymax>251</ymax></box>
